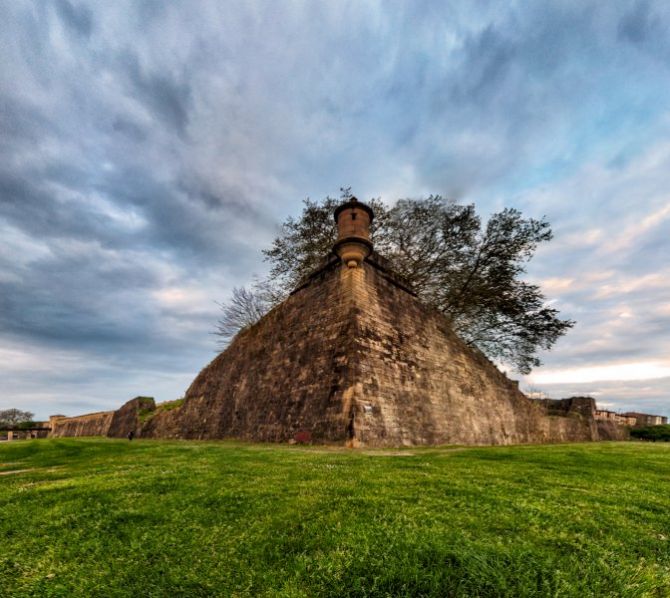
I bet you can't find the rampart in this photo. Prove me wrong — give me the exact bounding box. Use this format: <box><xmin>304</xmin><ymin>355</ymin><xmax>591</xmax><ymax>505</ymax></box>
<box><xmin>43</xmin><ymin>198</ymin><xmax>638</xmax><ymax>446</ymax></box>
<box><xmin>48</xmin><ymin>259</ymin><xmax>631</xmax><ymax>446</ymax></box>
<box><xmin>49</xmin><ymin>397</ymin><xmax>155</xmax><ymax>439</ymax></box>
<box><xmin>57</xmin><ymin>260</ymin><xmax>626</xmax><ymax>446</ymax></box>
<box><xmin>49</xmin><ymin>411</ymin><xmax>114</xmax><ymax>438</ymax></box>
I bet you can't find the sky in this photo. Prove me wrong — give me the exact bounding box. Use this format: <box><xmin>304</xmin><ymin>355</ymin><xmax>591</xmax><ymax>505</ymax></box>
<box><xmin>1</xmin><ymin>1</ymin><xmax>669</xmax><ymax>420</ymax></box>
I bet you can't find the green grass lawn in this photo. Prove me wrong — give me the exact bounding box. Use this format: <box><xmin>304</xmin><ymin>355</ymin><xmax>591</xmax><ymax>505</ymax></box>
<box><xmin>1</xmin><ymin>440</ymin><xmax>669</xmax><ymax>597</ymax></box>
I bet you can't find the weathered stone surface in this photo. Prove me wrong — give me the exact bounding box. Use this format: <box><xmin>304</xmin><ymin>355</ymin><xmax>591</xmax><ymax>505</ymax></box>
<box><xmin>49</xmin><ymin>411</ymin><xmax>114</xmax><ymax>437</ymax></box>
<box><xmin>147</xmin><ymin>256</ymin><xmax>359</xmax><ymax>442</ymax></box>
<box><xmin>335</xmin><ymin>259</ymin><xmax>594</xmax><ymax>446</ymax></box>
<box><xmin>48</xmin><ymin>397</ymin><xmax>155</xmax><ymax>439</ymax></box>
<box><xmin>596</xmin><ymin>420</ymin><xmax>630</xmax><ymax>441</ymax></box>
<box><xmin>536</xmin><ymin>397</ymin><xmax>596</xmax><ymax>418</ymax></box>
<box><xmin>48</xmin><ymin>251</ymin><xmax>630</xmax><ymax>446</ymax></box>
<box><xmin>107</xmin><ymin>396</ymin><xmax>155</xmax><ymax>438</ymax></box>
<box><xmin>138</xmin><ymin>254</ymin><xmax>618</xmax><ymax>445</ymax></box>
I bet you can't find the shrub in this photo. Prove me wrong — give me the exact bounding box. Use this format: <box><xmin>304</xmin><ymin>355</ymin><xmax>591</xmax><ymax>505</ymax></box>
<box><xmin>630</xmin><ymin>425</ymin><xmax>670</xmax><ymax>442</ymax></box>
<box><xmin>15</xmin><ymin>421</ymin><xmax>39</xmax><ymax>430</ymax></box>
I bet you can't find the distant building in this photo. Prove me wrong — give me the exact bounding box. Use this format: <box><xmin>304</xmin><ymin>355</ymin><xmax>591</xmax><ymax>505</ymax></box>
<box><xmin>594</xmin><ymin>410</ymin><xmax>636</xmax><ymax>426</ymax></box>
<box><xmin>622</xmin><ymin>412</ymin><xmax>668</xmax><ymax>427</ymax></box>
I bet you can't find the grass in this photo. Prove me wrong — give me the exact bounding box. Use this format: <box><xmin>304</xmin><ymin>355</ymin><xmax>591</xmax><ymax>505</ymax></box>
<box><xmin>1</xmin><ymin>440</ymin><xmax>669</xmax><ymax>597</ymax></box>
<box><xmin>158</xmin><ymin>397</ymin><xmax>185</xmax><ymax>412</ymax></box>
<box><xmin>139</xmin><ymin>398</ymin><xmax>185</xmax><ymax>423</ymax></box>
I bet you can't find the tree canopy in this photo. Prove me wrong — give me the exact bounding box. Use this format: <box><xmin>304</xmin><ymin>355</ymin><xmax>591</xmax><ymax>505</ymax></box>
<box><xmin>0</xmin><ymin>408</ymin><xmax>35</xmax><ymax>428</ymax></box>
<box><xmin>217</xmin><ymin>192</ymin><xmax>574</xmax><ymax>373</ymax></box>
<box><xmin>630</xmin><ymin>425</ymin><xmax>670</xmax><ymax>442</ymax></box>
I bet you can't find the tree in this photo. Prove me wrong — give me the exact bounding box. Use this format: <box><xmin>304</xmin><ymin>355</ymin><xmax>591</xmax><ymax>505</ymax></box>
<box><xmin>217</xmin><ymin>193</ymin><xmax>574</xmax><ymax>373</ymax></box>
<box><xmin>214</xmin><ymin>284</ymin><xmax>273</xmax><ymax>348</ymax></box>
<box><xmin>0</xmin><ymin>408</ymin><xmax>35</xmax><ymax>428</ymax></box>
<box><xmin>630</xmin><ymin>425</ymin><xmax>670</xmax><ymax>442</ymax></box>
<box><xmin>378</xmin><ymin>198</ymin><xmax>574</xmax><ymax>373</ymax></box>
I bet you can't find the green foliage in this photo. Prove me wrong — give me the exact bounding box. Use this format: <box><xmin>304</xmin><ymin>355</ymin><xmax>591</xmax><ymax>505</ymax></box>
<box><xmin>14</xmin><ymin>421</ymin><xmax>38</xmax><ymax>430</ymax></box>
<box><xmin>630</xmin><ymin>425</ymin><xmax>670</xmax><ymax>442</ymax></box>
<box><xmin>1</xmin><ymin>440</ymin><xmax>669</xmax><ymax>597</ymax></box>
<box><xmin>257</xmin><ymin>194</ymin><xmax>573</xmax><ymax>373</ymax></box>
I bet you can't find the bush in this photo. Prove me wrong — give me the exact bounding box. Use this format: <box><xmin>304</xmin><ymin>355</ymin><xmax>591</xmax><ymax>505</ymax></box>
<box><xmin>15</xmin><ymin>421</ymin><xmax>38</xmax><ymax>430</ymax></box>
<box><xmin>630</xmin><ymin>425</ymin><xmax>670</xmax><ymax>442</ymax></box>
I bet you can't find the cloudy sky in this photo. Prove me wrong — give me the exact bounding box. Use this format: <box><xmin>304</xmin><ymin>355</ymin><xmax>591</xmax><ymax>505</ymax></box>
<box><xmin>1</xmin><ymin>1</ymin><xmax>669</xmax><ymax>420</ymax></box>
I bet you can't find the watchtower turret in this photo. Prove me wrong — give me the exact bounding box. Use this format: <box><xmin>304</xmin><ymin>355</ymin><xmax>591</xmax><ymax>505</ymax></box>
<box><xmin>333</xmin><ymin>197</ymin><xmax>374</xmax><ymax>268</ymax></box>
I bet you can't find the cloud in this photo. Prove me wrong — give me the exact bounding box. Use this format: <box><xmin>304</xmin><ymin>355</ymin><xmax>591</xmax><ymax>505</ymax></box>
<box><xmin>618</xmin><ymin>0</ymin><xmax>670</xmax><ymax>58</ymax></box>
<box><xmin>53</xmin><ymin>0</ymin><xmax>93</xmax><ymax>39</ymax></box>
<box><xmin>529</xmin><ymin>361</ymin><xmax>670</xmax><ymax>386</ymax></box>
<box><xmin>1</xmin><ymin>1</ymin><xmax>670</xmax><ymax>419</ymax></box>
<box><xmin>602</xmin><ymin>202</ymin><xmax>670</xmax><ymax>253</ymax></box>
<box><xmin>0</xmin><ymin>338</ymin><xmax>197</xmax><ymax>418</ymax></box>
<box><xmin>121</xmin><ymin>52</ymin><xmax>192</xmax><ymax>136</ymax></box>
<box><xmin>523</xmin><ymin>377</ymin><xmax>670</xmax><ymax>416</ymax></box>
<box><xmin>514</xmin><ymin>132</ymin><xmax>670</xmax><ymax>383</ymax></box>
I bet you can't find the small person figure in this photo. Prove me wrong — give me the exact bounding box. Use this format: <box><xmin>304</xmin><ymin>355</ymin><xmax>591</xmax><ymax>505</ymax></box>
<box><xmin>127</xmin><ymin>430</ymin><xmax>135</xmax><ymax>441</ymax></box>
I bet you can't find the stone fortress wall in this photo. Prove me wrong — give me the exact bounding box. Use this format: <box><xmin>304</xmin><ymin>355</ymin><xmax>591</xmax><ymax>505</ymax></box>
<box><xmin>47</xmin><ymin>391</ymin><xmax>630</xmax><ymax>444</ymax></box>
<box><xmin>48</xmin><ymin>259</ymin><xmax>631</xmax><ymax>446</ymax></box>
<box><xmin>45</xmin><ymin>198</ymin><xmax>646</xmax><ymax>446</ymax></box>
<box><xmin>49</xmin><ymin>411</ymin><xmax>115</xmax><ymax>438</ymax></box>
<box><xmin>49</xmin><ymin>397</ymin><xmax>155</xmax><ymax>439</ymax></box>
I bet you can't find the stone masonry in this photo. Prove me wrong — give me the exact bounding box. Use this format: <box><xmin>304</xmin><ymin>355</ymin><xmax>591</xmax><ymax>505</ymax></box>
<box><xmin>48</xmin><ymin>198</ymin><xmax>632</xmax><ymax>446</ymax></box>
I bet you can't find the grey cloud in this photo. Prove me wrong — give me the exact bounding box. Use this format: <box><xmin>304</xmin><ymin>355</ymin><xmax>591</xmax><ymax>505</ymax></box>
<box><xmin>53</xmin><ymin>0</ymin><xmax>93</xmax><ymax>38</ymax></box>
<box><xmin>0</xmin><ymin>154</ymin><xmax>266</xmax><ymax>278</ymax></box>
<box><xmin>451</xmin><ymin>25</ymin><xmax>517</xmax><ymax>105</ymax></box>
<box><xmin>0</xmin><ymin>169</ymin><xmax>102</xmax><ymax>240</ymax></box>
<box><xmin>1</xmin><ymin>1</ymin><xmax>670</xmax><ymax>418</ymax></box>
<box><xmin>532</xmin><ymin>281</ymin><xmax>670</xmax><ymax>365</ymax></box>
<box><xmin>616</xmin><ymin>0</ymin><xmax>670</xmax><ymax>65</ymax></box>
<box><xmin>0</xmin><ymin>97</ymin><xmax>57</xmax><ymax>145</ymax></box>
<box><xmin>111</xmin><ymin>117</ymin><xmax>148</xmax><ymax>143</ymax></box>
<box><xmin>623</xmin><ymin>232</ymin><xmax>670</xmax><ymax>271</ymax></box>
<box><xmin>0</xmin><ymin>247</ymin><xmax>157</xmax><ymax>350</ymax></box>
<box><xmin>122</xmin><ymin>52</ymin><xmax>192</xmax><ymax>136</ymax></box>
<box><xmin>618</xmin><ymin>1</ymin><xmax>657</xmax><ymax>44</ymax></box>
<box><xmin>0</xmin><ymin>342</ymin><xmax>200</xmax><ymax>418</ymax></box>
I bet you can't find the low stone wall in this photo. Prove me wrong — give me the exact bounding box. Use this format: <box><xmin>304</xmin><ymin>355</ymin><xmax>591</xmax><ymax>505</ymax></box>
<box><xmin>49</xmin><ymin>411</ymin><xmax>114</xmax><ymax>438</ymax></box>
<box><xmin>48</xmin><ymin>397</ymin><xmax>155</xmax><ymax>439</ymax></box>
<box><xmin>47</xmin><ymin>393</ymin><xmax>630</xmax><ymax>445</ymax></box>
<box><xmin>535</xmin><ymin>413</ymin><xmax>598</xmax><ymax>443</ymax></box>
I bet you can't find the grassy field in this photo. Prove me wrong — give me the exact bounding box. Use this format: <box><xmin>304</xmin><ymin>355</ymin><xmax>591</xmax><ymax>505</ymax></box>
<box><xmin>1</xmin><ymin>440</ymin><xmax>669</xmax><ymax>597</ymax></box>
